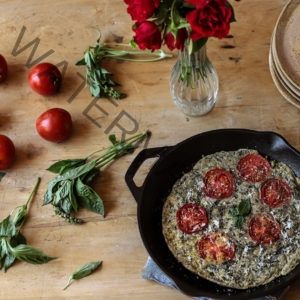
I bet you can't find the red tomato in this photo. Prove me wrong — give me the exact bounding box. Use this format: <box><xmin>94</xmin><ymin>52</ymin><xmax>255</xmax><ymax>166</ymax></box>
<box><xmin>36</xmin><ymin>108</ymin><xmax>73</xmax><ymax>143</ymax></box>
<box><xmin>237</xmin><ymin>153</ymin><xmax>271</xmax><ymax>183</ymax></box>
<box><xmin>202</xmin><ymin>168</ymin><xmax>235</xmax><ymax>199</ymax></box>
<box><xmin>176</xmin><ymin>203</ymin><xmax>208</xmax><ymax>234</ymax></box>
<box><xmin>248</xmin><ymin>213</ymin><xmax>281</xmax><ymax>245</ymax></box>
<box><xmin>28</xmin><ymin>62</ymin><xmax>62</xmax><ymax>95</ymax></box>
<box><xmin>0</xmin><ymin>134</ymin><xmax>15</xmax><ymax>170</ymax></box>
<box><xmin>0</xmin><ymin>54</ymin><xmax>8</xmax><ymax>83</ymax></box>
<box><xmin>260</xmin><ymin>178</ymin><xmax>291</xmax><ymax>208</ymax></box>
<box><xmin>198</xmin><ymin>231</ymin><xmax>236</xmax><ymax>264</ymax></box>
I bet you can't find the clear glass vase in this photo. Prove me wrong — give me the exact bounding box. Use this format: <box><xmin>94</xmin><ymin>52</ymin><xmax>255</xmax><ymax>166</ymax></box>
<box><xmin>170</xmin><ymin>41</ymin><xmax>219</xmax><ymax>117</ymax></box>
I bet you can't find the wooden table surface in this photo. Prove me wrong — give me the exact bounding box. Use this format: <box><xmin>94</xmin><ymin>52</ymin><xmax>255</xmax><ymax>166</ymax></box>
<box><xmin>0</xmin><ymin>0</ymin><xmax>299</xmax><ymax>299</ymax></box>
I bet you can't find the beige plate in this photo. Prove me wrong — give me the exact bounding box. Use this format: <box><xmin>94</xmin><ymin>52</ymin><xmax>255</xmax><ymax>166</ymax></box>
<box><xmin>271</xmin><ymin>32</ymin><xmax>300</xmax><ymax>97</ymax></box>
<box><xmin>274</xmin><ymin>0</ymin><xmax>300</xmax><ymax>89</ymax></box>
<box><xmin>269</xmin><ymin>49</ymin><xmax>300</xmax><ymax>109</ymax></box>
<box><xmin>270</xmin><ymin>32</ymin><xmax>300</xmax><ymax>101</ymax></box>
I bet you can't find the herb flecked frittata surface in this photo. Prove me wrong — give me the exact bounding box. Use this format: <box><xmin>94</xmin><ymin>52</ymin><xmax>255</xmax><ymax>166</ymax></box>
<box><xmin>162</xmin><ymin>149</ymin><xmax>300</xmax><ymax>289</ymax></box>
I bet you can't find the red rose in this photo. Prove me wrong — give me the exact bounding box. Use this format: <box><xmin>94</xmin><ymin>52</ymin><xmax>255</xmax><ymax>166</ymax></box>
<box><xmin>133</xmin><ymin>21</ymin><xmax>162</xmax><ymax>51</ymax></box>
<box><xmin>186</xmin><ymin>0</ymin><xmax>232</xmax><ymax>40</ymax></box>
<box><xmin>164</xmin><ymin>28</ymin><xmax>188</xmax><ymax>51</ymax></box>
<box><xmin>124</xmin><ymin>0</ymin><xmax>160</xmax><ymax>22</ymax></box>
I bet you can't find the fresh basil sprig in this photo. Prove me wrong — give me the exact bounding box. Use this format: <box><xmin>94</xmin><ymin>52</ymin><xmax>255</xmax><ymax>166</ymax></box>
<box><xmin>76</xmin><ymin>40</ymin><xmax>126</xmax><ymax>99</ymax></box>
<box><xmin>0</xmin><ymin>178</ymin><xmax>56</xmax><ymax>272</ymax></box>
<box><xmin>63</xmin><ymin>260</ymin><xmax>102</xmax><ymax>290</ymax></box>
<box><xmin>229</xmin><ymin>200</ymin><xmax>251</xmax><ymax>228</ymax></box>
<box><xmin>43</xmin><ymin>131</ymin><xmax>150</xmax><ymax>224</ymax></box>
<box><xmin>76</xmin><ymin>32</ymin><xmax>172</xmax><ymax>99</ymax></box>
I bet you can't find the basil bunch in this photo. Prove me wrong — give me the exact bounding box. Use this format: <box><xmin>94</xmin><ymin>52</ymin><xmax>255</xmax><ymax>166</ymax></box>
<box><xmin>76</xmin><ymin>32</ymin><xmax>172</xmax><ymax>99</ymax></box>
<box><xmin>0</xmin><ymin>178</ymin><xmax>56</xmax><ymax>272</ymax></box>
<box><xmin>43</xmin><ymin>131</ymin><xmax>150</xmax><ymax>224</ymax></box>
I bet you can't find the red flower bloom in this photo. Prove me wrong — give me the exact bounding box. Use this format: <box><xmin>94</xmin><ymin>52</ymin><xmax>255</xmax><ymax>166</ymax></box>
<box><xmin>124</xmin><ymin>0</ymin><xmax>160</xmax><ymax>22</ymax></box>
<box><xmin>186</xmin><ymin>0</ymin><xmax>232</xmax><ymax>40</ymax></box>
<box><xmin>165</xmin><ymin>28</ymin><xmax>188</xmax><ymax>51</ymax></box>
<box><xmin>133</xmin><ymin>21</ymin><xmax>162</xmax><ymax>51</ymax></box>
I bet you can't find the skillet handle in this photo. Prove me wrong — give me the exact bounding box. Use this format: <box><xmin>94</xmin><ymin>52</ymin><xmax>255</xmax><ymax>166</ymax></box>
<box><xmin>125</xmin><ymin>146</ymin><xmax>170</xmax><ymax>203</ymax></box>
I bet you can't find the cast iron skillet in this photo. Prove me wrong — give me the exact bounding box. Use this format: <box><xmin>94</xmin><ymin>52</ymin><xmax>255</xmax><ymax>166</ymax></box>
<box><xmin>125</xmin><ymin>129</ymin><xmax>300</xmax><ymax>299</ymax></box>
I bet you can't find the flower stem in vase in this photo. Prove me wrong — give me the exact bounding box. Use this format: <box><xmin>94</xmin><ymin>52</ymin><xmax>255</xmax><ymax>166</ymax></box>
<box><xmin>170</xmin><ymin>40</ymin><xmax>219</xmax><ymax>117</ymax></box>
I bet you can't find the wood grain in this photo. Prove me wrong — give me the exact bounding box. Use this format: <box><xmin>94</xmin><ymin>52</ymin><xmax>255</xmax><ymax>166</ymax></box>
<box><xmin>0</xmin><ymin>0</ymin><xmax>299</xmax><ymax>299</ymax></box>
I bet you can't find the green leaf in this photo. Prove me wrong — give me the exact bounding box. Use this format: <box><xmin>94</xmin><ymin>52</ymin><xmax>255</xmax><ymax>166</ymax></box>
<box><xmin>109</xmin><ymin>134</ymin><xmax>118</xmax><ymax>145</ymax></box>
<box><xmin>50</xmin><ymin>180</ymin><xmax>77</xmax><ymax>214</ymax></box>
<box><xmin>90</xmin><ymin>85</ymin><xmax>100</xmax><ymax>97</ymax></box>
<box><xmin>52</xmin><ymin>181</ymin><xmax>68</xmax><ymax>206</ymax></box>
<box><xmin>47</xmin><ymin>159</ymin><xmax>86</xmax><ymax>175</ymax></box>
<box><xmin>190</xmin><ymin>38</ymin><xmax>208</xmax><ymax>54</ymax></box>
<box><xmin>75</xmin><ymin>58</ymin><xmax>86</xmax><ymax>66</ymax></box>
<box><xmin>238</xmin><ymin>200</ymin><xmax>251</xmax><ymax>216</ymax></box>
<box><xmin>229</xmin><ymin>206</ymin><xmax>239</xmax><ymax>217</ymax></box>
<box><xmin>43</xmin><ymin>180</ymin><xmax>60</xmax><ymax>206</ymax></box>
<box><xmin>1</xmin><ymin>252</ymin><xmax>16</xmax><ymax>272</ymax></box>
<box><xmin>10</xmin><ymin>232</ymin><xmax>27</xmax><ymax>247</ymax></box>
<box><xmin>0</xmin><ymin>172</ymin><xmax>5</xmax><ymax>181</ymax></box>
<box><xmin>53</xmin><ymin>180</ymin><xmax>72</xmax><ymax>204</ymax></box>
<box><xmin>63</xmin><ymin>260</ymin><xmax>102</xmax><ymax>290</ymax></box>
<box><xmin>11</xmin><ymin>244</ymin><xmax>57</xmax><ymax>265</ymax></box>
<box><xmin>68</xmin><ymin>180</ymin><xmax>78</xmax><ymax>213</ymax></box>
<box><xmin>0</xmin><ymin>216</ymin><xmax>16</xmax><ymax>238</ymax></box>
<box><xmin>0</xmin><ymin>238</ymin><xmax>5</xmax><ymax>259</ymax></box>
<box><xmin>1</xmin><ymin>232</ymin><xmax>28</xmax><ymax>271</ymax></box>
<box><xmin>75</xmin><ymin>178</ymin><xmax>104</xmax><ymax>216</ymax></box>
<box><xmin>53</xmin><ymin>160</ymin><xmax>97</xmax><ymax>183</ymax></box>
<box><xmin>1</xmin><ymin>245</ymin><xmax>16</xmax><ymax>272</ymax></box>
<box><xmin>233</xmin><ymin>215</ymin><xmax>244</xmax><ymax>228</ymax></box>
<box><xmin>1</xmin><ymin>239</ymin><xmax>9</xmax><ymax>258</ymax></box>
<box><xmin>226</xmin><ymin>1</ymin><xmax>236</xmax><ymax>23</ymax></box>
<box><xmin>44</xmin><ymin>161</ymin><xmax>98</xmax><ymax>208</ymax></box>
<box><xmin>85</xmin><ymin>51</ymin><xmax>93</xmax><ymax>67</ymax></box>
<box><xmin>12</xmin><ymin>206</ymin><xmax>28</xmax><ymax>229</ymax></box>
<box><xmin>81</xmin><ymin>168</ymin><xmax>100</xmax><ymax>185</ymax></box>
<box><xmin>59</xmin><ymin>197</ymin><xmax>73</xmax><ymax>215</ymax></box>
<box><xmin>0</xmin><ymin>239</ymin><xmax>16</xmax><ymax>272</ymax></box>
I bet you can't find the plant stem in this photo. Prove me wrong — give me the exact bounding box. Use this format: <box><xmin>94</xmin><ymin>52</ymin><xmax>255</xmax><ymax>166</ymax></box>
<box><xmin>86</xmin><ymin>131</ymin><xmax>149</xmax><ymax>162</ymax></box>
<box><xmin>95</xmin><ymin>153</ymin><xmax>117</xmax><ymax>169</ymax></box>
<box><xmin>63</xmin><ymin>277</ymin><xmax>73</xmax><ymax>290</ymax></box>
<box><xmin>24</xmin><ymin>177</ymin><xmax>41</xmax><ymax>208</ymax></box>
<box><xmin>95</xmin><ymin>131</ymin><xmax>149</xmax><ymax>168</ymax></box>
<box><xmin>100</xmin><ymin>44</ymin><xmax>173</xmax><ymax>62</ymax></box>
<box><xmin>10</xmin><ymin>177</ymin><xmax>41</xmax><ymax>217</ymax></box>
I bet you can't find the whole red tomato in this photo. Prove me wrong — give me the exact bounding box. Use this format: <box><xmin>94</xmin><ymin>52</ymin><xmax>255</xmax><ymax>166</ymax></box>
<box><xmin>0</xmin><ymin>134</ymin><xmax>15</xmax><ymax>170</ymax></box>
<box><xmin>36</xmin><ymin>108</ymin><xmax>73</xmax><ymax>143</ymax></box>
<box><xmin>28</xmin><ymin>62</ymin><xmax>62</xmax><ymax>95</ymax></box>
<box><xmin>0</xmin><ymin>54</ymin><xmax>8</xmax><ymax>83</ymax></box>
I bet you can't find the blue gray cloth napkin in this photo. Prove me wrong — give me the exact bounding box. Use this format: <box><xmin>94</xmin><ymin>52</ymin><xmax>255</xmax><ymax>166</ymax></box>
<box><xmin>141</xmin><ymin>256</ymin><xmax>289</xmax><ymax>300</ymax></box>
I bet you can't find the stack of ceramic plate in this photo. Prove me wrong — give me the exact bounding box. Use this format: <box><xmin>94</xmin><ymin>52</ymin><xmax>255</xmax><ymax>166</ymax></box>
<box><xmin>269</xmin><ymin>0</ymin><xmax>300</xmax><ymax>109</ymax></box>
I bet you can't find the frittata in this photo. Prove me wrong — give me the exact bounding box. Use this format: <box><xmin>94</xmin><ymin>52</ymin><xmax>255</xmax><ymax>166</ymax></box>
<box><xmin>162</xmin><ymin>149</ymin><xmax>300</xmax><ymax>289</ymax></box>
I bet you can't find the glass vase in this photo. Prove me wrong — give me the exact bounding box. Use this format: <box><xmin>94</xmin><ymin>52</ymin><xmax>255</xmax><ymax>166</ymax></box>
<box><xmin>170</xmin><ymin>41</ymin><xmax>219</xmax><ymax>117</ymax></box>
